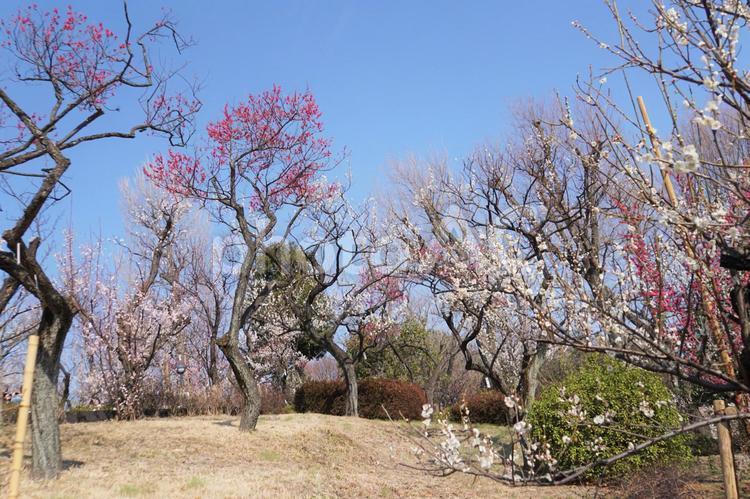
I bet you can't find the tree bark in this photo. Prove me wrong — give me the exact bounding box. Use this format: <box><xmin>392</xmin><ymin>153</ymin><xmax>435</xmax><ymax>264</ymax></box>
<box><xmin>423</xmin><ymin>347</ymin><xmax>457</xmax><ymax>407</ymax></box>
<box><xmin>207</xmin><ymin>322</ymin><xmax>220</xmax><ymax>386</ymax></box>
<box><xmin>424</xmin><ymin>376</ymin><xmax>437</xmax><ymax>407</ymax></box>
<box><xmin>217</xmin><ymin>339</ymin><xmax>260</xmax><ymax>431</ymax></box>
<box><xmin>58</xmin><ymin>367</ymin><xmax>71</xmax><ymax>418</ymax></box>
<box><xmin>282</xmin><ymin>364</ymin><xmax>303</xmax><ymax>402</ymax></box>
<box><xmin>31</xmin><ymin>307</ymin><xmax>71</xmax><ymax>479</ymax></box>
<box><xmin>325</xmin><ymin>338</ymin><xmax>359</xmax><ymax>416</ymax></box>
<box><xmin>342</xmin><ymin>360</ymin><xmax>358</xmax><ymax>417</ymax></box>
<box><xmin>424</xmin><ymin>359</ymin><xmax>446</xmax><ymax>407</ymax></box>
<box><xmin>517</xmin><ymin>343</ymin><xmax>546</xmax><ymax>411</ymax></box>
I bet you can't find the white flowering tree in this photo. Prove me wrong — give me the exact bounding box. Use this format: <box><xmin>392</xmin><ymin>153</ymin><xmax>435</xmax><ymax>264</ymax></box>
<box><xmin>64</xmin><ymin>176</ymin><xmax>193</xmax><ymax>418</ymax></box>
<box><xmin>397</xmin><ymin>0</ymin><xmax>750</xmax><ymax>485</ymax></box>
<box><xmin>540</xmin><ymin>0</ymin><xmax>750</xmax><ymax>412</ymax></box>
<box><xmin>288</xmin><ymin>192</ymin><xmax>407</xmax><ymax>416</ymax></box>
<box><xmin>182</xmin><ymin>231</ymin><xmax>234</xmax><ymax>388</ymax></box>
<box><xmin>389</xmin><ymin>115</ymin><xmax>614</xmax><ymax>413</ymax></box>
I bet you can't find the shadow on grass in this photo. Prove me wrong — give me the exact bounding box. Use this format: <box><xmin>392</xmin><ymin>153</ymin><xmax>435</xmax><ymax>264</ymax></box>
<box><xmin>0</xmin><ymin>451</ymin><xmax>83</xmax><ymax>469</ymax></box>
<box><xmin>63</xmin><ymin>459</ymin><xmax>84</xmax><ymax>470</ymax></box>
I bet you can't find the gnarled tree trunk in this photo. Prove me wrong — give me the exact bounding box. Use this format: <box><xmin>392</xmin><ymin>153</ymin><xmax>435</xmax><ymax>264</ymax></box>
<box><xmin>207</xmin><ymin>324</ymin><xmax>220</xmax><ymax>386</ymax></box>
<box><xmin>217</xmin><ymin>338</ymin><xmax>260</xmax><ymax>430</ymax></box>
<box><xmin>31</xmin><ymin>306</ymin><xmax>72</xmax><ymax>479</ymax></box>
<box><xmin>517</xmin><ymin>343</ymin><xmax>546</xmax><ymax>412</ymax></box>
<box><xmin>326</xmin><ymin>338</ymin><xmax>358</xmax><ymax>416</ymax></box>
<box><xmin>341</xmin><ymin>360</ymin><xmax>358</xmax><ymax>417</ymax></box>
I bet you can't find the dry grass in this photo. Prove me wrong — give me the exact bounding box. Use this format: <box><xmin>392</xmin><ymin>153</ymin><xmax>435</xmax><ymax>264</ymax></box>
<box><xmin>0</xmin><ymin>414</ymin><xmax>586</xmax><ymax>498</ymax></box>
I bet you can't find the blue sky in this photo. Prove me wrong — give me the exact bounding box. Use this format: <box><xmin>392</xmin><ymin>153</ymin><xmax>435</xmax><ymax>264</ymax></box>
<box><xmin>0</xmin><ymin>1</ymin><xmax>651</xmax><ymax>240</ymax></box>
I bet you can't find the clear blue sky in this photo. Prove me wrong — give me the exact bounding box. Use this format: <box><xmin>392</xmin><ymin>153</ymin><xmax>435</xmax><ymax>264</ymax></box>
<box><xmin>1</xmin><ymin>1</ymin><xmax>651</xmax><ymax>240</ymax></box>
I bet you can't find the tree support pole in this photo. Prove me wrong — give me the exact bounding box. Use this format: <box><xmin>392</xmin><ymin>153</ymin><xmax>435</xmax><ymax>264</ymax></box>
<box><xmin>637</xmin><ymin>96</ymin><xmax>735</xmax><ymax>376</ymax></box>
<box><xmin>714</xmin><ymin>399</ymin><xmax>739</xmax><ymax>499</ymax></box>
<box><xmin>8</xmin><ymin>334</ymin><xmax>39</xmax><ymax>499</ymax></box>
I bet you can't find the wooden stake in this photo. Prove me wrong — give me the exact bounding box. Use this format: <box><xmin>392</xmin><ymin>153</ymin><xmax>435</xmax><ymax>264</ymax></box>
<box><xmin>637</xmin><ymin>96</ymin><xmax>736</xmax><ymax>377</ymax></box>
<box><xmin>8</xmin><ymin>334</ymin><xmax>39</xmax><ymax>499</ymax></box>
<box><xmin>714</xmin><ymin>400</ymin><xmax>739</xmax><ymax>499</ymax></box>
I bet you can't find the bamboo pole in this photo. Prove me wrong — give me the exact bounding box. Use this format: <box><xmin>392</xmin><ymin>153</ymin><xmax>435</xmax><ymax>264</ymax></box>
<box><xmin>636</xmin><ymin>96</ymin><xmax>736</xmax><ymax>378</ymax></box>
<box><xmin>714</xmin><ymin>400</ymin><xmax>739</xmax><ymax>499</ymax></box>
<box><xmin>8</xmin><ymin>334</ymin><xmax>39</xmax><ymax>499</ymax></box>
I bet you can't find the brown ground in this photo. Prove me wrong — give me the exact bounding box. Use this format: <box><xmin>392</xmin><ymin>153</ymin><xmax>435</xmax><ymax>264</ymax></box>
<box><xmin>0</xmin><ymin>414</ymin><xmax>589</xmax><ymax>498</ymax></box>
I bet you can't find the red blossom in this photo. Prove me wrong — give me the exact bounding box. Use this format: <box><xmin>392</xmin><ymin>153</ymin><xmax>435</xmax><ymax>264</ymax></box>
<box><xmin>1</xmin><ymin>5</ymin><xmax>125</xmax><ymax>108</ymax></box>
<box><xmin>145</xmin><ymin>86</ymin><xmax>337</xmax><ymax>211</ymax></box>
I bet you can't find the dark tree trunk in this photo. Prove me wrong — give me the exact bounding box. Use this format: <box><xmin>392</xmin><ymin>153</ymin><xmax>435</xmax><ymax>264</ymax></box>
<box><xmin>325</xmin><ymin>338</ymin><xmax>358</xmax><ymax>416</ymax></box>
<box><xmin>342</xmin><ymin>361</ymin><xmax>358</xmax><ymax>417</ymax></box>
<box><xmin>31</xmin><ymin>307</ymin><xmax>72</xmax><ymax>479</ymax></box>
<box><xmin>0</xmin><ymin>239</ymin><xmax>73</xmax><ymax>480</ymax></box>
<box><xmin>217</xmin><ymin>339</ymin><xmax>260</xmax><ymax>431</ymax></box>
<box><xmin>208</xmin><ymin>324</ymin><xmax>219</xmax><ymax>386</ymax></box>
<box><xmin>517</xmin><ymin>343</ymin><xmax>546</xmax><ymax>411</ymax></box>
<box><xmin>58</xmin><ymin>367</ymin><xmax>71</xmax><ymax>418</ymax></box>
<box><xmin>204</xmin><ymin>300</ymin><xmax>222</xmax><ymax>387</ymax></box>
<box><xmin>424</xmin><ymin>363</ymin><xmax>443</xmax><ymax>406</ymax></box>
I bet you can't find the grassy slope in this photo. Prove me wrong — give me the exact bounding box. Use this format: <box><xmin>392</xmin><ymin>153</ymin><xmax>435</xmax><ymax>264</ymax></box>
<box><xmin>0</xmin><ymin>413</ymin><xmax>586</xmax><ymax>498</ymax></box>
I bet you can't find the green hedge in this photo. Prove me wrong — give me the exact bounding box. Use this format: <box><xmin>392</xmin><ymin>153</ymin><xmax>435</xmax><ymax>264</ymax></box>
<box><xmin>526</xmin><ymin>355</ymin><xmax>691</xmax><ymax>480</ymax></box>
<box><xmin>294</xmin><ymin>377</ymin><xmax>427</xmax><ymax>420</ymax></box>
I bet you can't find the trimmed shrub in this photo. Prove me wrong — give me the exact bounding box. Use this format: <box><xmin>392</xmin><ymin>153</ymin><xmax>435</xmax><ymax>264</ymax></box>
<box><xmin>358</xmin><ymin>378</ymin><xmax>427</xmax><ymax>420</ymax></box>
<box><xmin>526</xmin><ymin>355</ymin><xmax>691</xmax><ymax>480</ymax></box>
<box><xmin>450</xmin><ymin>390</ymin><xmax>508</xmax><ymax>424</ymax></box>
<box><xmin>293</xmin><ymin>380</ymin><xmax>346</xmax><ymax>415</ymax></box>
<box><xmin>293</xmin><ymin>377</ymin><xmax>426</xmax><ymax>420</ymax></box>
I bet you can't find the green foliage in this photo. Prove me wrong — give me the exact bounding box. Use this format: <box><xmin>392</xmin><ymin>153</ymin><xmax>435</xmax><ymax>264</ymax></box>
<box><xmin>349</xmin><ymin>316</ymin><xmax>439</xmax><ymax>383</ymax></box>
<box><xmin>256</xmin><ymin>242</ymin><xmax>309</xmax><ymax>284</ymax></box>
<box><xmin>256</xmin><ymin>242</ymin><xmax>326</xmax><ymax>359</ymax></box>
<box><xmin>433</xmin><ymin>405</ymin><xmax>452</xmax><ymax>422</ymax></box>
<box><xmin>450</xmin><ymin>390</ymin><xmax>508</xmax><ymax>424</ymax></box>
<box><xmin>293</xmin><ymin>378</ymin><xmax>427</xmax><ymax>420</ymax></box>
<box><xmin>526</xmin><ymin>355</ymin><xmax>691</xmax><ymax>480</ymax></box>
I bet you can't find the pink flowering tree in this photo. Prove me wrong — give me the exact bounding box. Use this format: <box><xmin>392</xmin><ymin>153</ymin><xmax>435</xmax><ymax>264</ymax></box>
<box><xmin>63</xmin><ymin>176</ymin><xmax>193</xmax><ymax>419</ymax></box>
<box><xmin>145</xmin><ymin>86</ymin><xmax>340</xmax><ymax>431</ymax></box>
<box><xmin>0</xmin><ymin>4</ymin><xmax>197</xmax><ymax>478</ymax></box>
